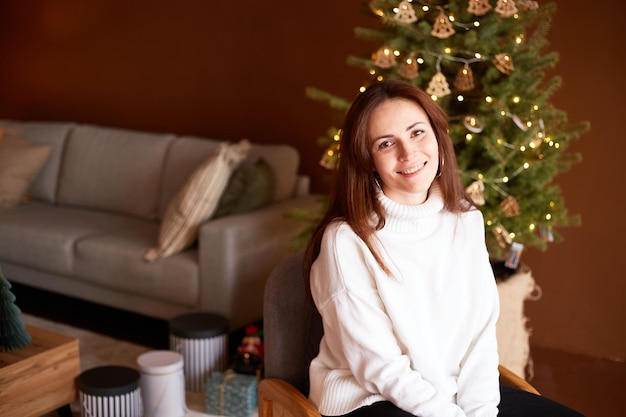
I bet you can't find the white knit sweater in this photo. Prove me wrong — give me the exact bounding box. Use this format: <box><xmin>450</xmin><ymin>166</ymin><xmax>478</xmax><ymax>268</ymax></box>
<box><xmin>309</xmin><ymin>185</ymin><xmax>501</xmax><ymax>417</ymax></box>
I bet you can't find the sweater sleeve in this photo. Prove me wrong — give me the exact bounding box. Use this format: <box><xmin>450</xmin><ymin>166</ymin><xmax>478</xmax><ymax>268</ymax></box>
<box><xmin>310</xmin><ymin>223</ymin><xmax>467</xmax><ymax>417</ymax></box>
<box><xmin>455</xmin><ymin>211</ymin><xmax>501</xmax><ymax>417</ymax></box>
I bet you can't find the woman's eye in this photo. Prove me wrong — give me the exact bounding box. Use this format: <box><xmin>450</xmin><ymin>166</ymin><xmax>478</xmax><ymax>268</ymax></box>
<box><xmin>411</xmin><ymin>129</ymin><xmax>423</xmax><ymax>137</ymax></box>
<box><xmin>378</xmin><ymin>140</ymin><xmax>393</xmax><ymax>149</ymax></box>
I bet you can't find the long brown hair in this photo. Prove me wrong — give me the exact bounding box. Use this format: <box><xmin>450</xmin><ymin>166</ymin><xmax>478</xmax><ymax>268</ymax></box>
<box><xmin>303</xmin><ymin>80</ymin><xmax>473</xmax><ymax>290</ymax></box>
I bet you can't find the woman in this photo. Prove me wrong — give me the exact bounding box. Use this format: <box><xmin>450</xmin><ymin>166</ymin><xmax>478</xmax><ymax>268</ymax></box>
<box><xmin>303</xmin><ymin>80</ymin><xmax>584</xmax><ymax>417</ymax></box>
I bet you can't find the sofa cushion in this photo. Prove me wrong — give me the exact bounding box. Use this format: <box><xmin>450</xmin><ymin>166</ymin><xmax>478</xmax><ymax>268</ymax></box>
<box><xmin>165</xmin><ymin>137</ymin><xmax>299</xmax><ymax>215</ymax></box>
<box><xmin>158</xmin><ymin>137</ymin><xmax>223</xmax><ymax>218</ymax></box>
<box><xmin>0</xmin><ymin>202</ymin><xmax>145</xmax><ymax>276</ymax></box>
<box><xmin>0</xmin><ymin>136</ymin><xmax>52</xmax><ymax>208</ymax></box>
<box><xmin>145</xmin><ymin>140</ymin><xmax>250</xmax><ymax>262</ymax></box>
<box><xmin>57</xmin><ymin>124</ymin><xmax>176</xmax><ymax>219</ymax></box>
<box><xmin>213</xmin><ymin>158</ymin><xmax>275</xmax><ymax>218</ymax></box>
<box><xmin>246</xmin><ymin>144</ymin><xmax>298</xmax><ymax>202</ymax></box>
<box><xmin>74</xmin><ymin>221</ymin><xmax>199</xmax><ymax>307</ymax></box>
<box><xmin>0</xmin><ymin>120</ymin><xmax>72</xmax><ymax>203</ymax></box>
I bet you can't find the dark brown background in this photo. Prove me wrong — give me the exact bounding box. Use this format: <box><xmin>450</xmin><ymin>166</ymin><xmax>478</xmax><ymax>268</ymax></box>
<box><xmin>0</xmin><ymin>0</ymin><xmax>623</xmax><ymax>361</ymax></box>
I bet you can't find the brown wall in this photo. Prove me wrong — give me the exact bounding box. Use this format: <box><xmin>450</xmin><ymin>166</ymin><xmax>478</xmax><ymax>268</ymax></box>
<box><xmin>1</xmin><ymin>1</ymin><xmax>623</xmax><ymax>361</ymax></box>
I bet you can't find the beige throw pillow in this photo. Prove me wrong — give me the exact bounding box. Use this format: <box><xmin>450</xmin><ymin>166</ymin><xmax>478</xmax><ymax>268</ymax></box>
<box><xmin>145</xmin><ymin>139</ymin><xmax>251</xmax><ymax>262</ymax></box>
<box><xmin>0</xmin><ymin>136</ymin><xmax>52</xmax><ymax>208</ymax></box>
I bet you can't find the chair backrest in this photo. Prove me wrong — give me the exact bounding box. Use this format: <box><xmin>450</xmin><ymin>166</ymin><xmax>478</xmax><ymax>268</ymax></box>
<box><xmin>263</xmin><ymin>252</ymin><xmax>323</xmax><ymax>396</ymax></box>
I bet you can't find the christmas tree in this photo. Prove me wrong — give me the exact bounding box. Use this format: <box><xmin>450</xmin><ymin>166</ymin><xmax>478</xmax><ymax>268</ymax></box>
<box><xmin>304</xmin><ymin>0</ymin><xmax>590</xmax><ymax>259</ymax></box>
<box><xmin>0</xmin><ymin>266</ymin><xmax>31</xmax><ymax>351</ymax></box>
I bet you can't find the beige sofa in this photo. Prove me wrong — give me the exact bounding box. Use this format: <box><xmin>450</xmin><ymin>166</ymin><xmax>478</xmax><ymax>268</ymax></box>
<box><xmin>0</xmin><ymin>120</ymin><xmax>318</xmax><ymax>330</ymax></box>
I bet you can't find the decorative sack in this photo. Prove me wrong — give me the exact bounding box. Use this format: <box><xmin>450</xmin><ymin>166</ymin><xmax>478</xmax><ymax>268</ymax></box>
<box><xmin>205</xmin><ymin>370</ymin><xmax>257</xmax><ymax>417</ymax></box>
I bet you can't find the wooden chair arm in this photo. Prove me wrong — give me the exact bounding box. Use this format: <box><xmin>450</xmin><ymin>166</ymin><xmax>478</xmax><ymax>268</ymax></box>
<box><xmin>499</xmin><ymin>365</ymin><xmax>540</xmax><ymax>395</ymax></box>
<box><xmin>259</xmin><ymin>367</ymin><xmax>539</xmax><ymax>417</ymax></box>
<box><xmin>258</xmin><ymin>378</ymin><xmax>321</xmax><ymax>417</ymax></box>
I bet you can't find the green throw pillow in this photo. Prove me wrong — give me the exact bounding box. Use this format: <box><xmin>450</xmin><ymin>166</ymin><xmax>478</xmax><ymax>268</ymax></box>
<box><xmin>213</xmin><ymin>158</ymin><xmax>275</xmax><ymax>218</ymax></box>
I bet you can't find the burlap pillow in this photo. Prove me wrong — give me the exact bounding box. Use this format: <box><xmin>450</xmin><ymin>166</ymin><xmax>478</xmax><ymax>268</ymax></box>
<box><xmin>144</xmin><ymin>139</ymin><xmax>250</xmax><ymax>262</ymax></box>
<box><xmin>0</xmin><ymin>136</ymin><xmax>52</xmax><ymax>208</ymax></box>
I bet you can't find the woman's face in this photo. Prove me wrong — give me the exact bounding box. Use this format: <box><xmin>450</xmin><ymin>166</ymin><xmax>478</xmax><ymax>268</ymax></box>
<box><xmin>368</xmin><ymin>98</ymin><xmax>439</xmax><ymax>205</ymax></box>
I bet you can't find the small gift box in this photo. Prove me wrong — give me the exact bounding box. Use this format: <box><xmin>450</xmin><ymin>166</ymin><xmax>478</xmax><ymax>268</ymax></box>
<box><xmin>205</xmin><ymin>369</ymin><xmax>258</xmax><ymax>417</ymax></box>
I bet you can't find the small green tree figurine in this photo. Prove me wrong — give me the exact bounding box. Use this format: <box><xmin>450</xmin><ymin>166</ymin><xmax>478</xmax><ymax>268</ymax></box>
<box><xmin>0</xmin><ymin>266</ymin><xmax>31</xmax><ymax>351</ymax></box>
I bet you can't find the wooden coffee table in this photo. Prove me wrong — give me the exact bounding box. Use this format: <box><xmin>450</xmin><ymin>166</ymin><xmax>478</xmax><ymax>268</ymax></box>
<box><xmin>0</xmin><ymin>325</ymin><xmax>80</xmax><ymax>417</ymax></box>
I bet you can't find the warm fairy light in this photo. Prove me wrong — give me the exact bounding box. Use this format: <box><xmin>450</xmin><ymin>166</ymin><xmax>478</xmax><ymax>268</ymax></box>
<box><xmin>477</xmin><ymin>173</ymin><xmax>484</xmax><ymax>179</ymax></box>
<box><xmin>529</xmin><ymin>223</ymin><xmax>536</xmax><ymax>231</ymax></box>
<box><xmin>515</xmin><ymin>34</ymin><xmax>524</xmax><ymax>44</ymax></box>
<box><xmin>474</xmin><ymin>21</ymin><xmax>480</xmax><ymax>27</ymax></box>
<box><xmin>449</xmin><ymin>15</ymin><xmax>455</xmax><ymax>22</ymax></box>
<box><xmin>376</xmin><ymin>75</ymin><xmax>384</xmax><ymax>81</ymax></box>
<box><xmin>333</xmin><ymin>132</ymin><xmax>341</xmax><ymax>141</ymax></box>
<box><xmin>394</xmin><ymin>50</ymin><xmax>400</xmax><ymax>57</ymax></box>
<box><xmin>503</xmin><ymin>176</ymin><xmax>509</xmax><ymax>183</ymax></box>
<box><xmin>417</xmin><ymin>57</ymin><xmax>424</xmax><ymax>64</ymax></box>
<box><xmin>549</xmin><ymin>201</ymin><xmax>556</xmax><ymax>208</ymax></box>
<box><xmin>512</xmin><ymin>96</ymin><xmax>521</xmax><ymax>103</ymax></box>
<box><xmin>444</xmin><ymin>47</ymin><xmax>452</xmax><ymax>54</ymax></box>
<box><xmin>520</xmin><ymin>145</ymin><xmax>526</xmax><ymax>151</ymax></box>
<box><xmin>538</xmin><ymin>132</ymin><xmax>544</xmax><ymax>139</ymax></box>
<box><xmin>486</xmin><ymin>219</ymin><xmax>493</xmax><ymax>226</ymax></box>
<box><xmin>457</xmin><ymin>95</ymin><xmax>464</xmax><ymax>101</ymax></box>
<box><xmin>485</xmin><ymin>96</ymin><xmax>493</xmax><ymax>103</ymax></box>
<box><xmin>475</xmin><ymin>53</ymin><xmax>482</xmax><ymax>59</ymax></box>
<box><xmin>430</xmin><ymin>95</ymin><xmax>439</xmax><ymax>101</ymax></box>
<box><xmin>375</xmin><ymin>8</ymin><xmax>384</xmax><ymax>16</ymax></box>
<box><xmin>526</xmin><ymin>121</ymin><xmax>532</xmax><ymax>128</ymax></box>
<box><xmin>466</xmin><ymin>133</ymin><xmax>473</xmax><ymax>141</ymax></box>
<box><xmin>509</xmin><ymin>232</ymin><xmax>516</xmax><ymax>239</ymax></box>
<box><xmin>500</xmin><ymin>110</ymin><xmax>506</xmax><ymax>116</ymax></box>
<box><xmin>533</xmin><ymin>105</ymin><xmax>539</xmax><ymax>111</ymax></box>
<box><xmin>523</xmin><ymin>162</ymin><xmax>530</xmax><ymax>169</ymax></box>
<box><xmin>359</xmin><ymin>86</ymin><xmax>366</xmax><ymax>93</ymax></box>
<box><xmin>422</xmin><ymin>5</ymin><xmax>429</xmax><ymax>12</ymax></box>
<box><xmin>497</xmin><ymin>138</ymin><xmax>503</xmax><ymax>145</ymax></box>
<box><xmin>369</xmin><ymin>69</ymin><xmax>376</xmax><ymax>75</ymax></box>
<box><xmin>545</xmin><ymin>213</ymin><xmax>552</xmax><ymax>220</ymax></box>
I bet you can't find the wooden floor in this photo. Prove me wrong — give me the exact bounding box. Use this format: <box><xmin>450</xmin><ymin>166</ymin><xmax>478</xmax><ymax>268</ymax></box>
<box><xmin>11</xmin><ymin>283</ymin><xmax>624</xmax><ymax>417</ymax></box>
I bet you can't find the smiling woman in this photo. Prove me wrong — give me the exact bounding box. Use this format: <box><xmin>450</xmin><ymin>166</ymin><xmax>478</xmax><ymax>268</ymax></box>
<box><xmin>301</xmin><ymin>80</ymin><xmax>586</xmax><ymax>417</ymax></box>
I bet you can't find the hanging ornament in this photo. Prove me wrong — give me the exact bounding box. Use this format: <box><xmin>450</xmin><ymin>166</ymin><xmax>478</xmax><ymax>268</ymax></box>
<box><xmin>504</xmin><ymin>242</ymin><xmax>524</xmax><ymax>270</ymax></box>
<box><xmin>493</xmin><ymin>53</ymin><xmax>514</xmax><ymax>74</ymax></box>
<box><xmin>394</xmin><ymin>0</ymin><xmax>418</xmax><ymax>24</ymax></box>
<box><xmin>516</xmin><ymin>0</ymin><xmax>539</xmax><ymax>11</ymax></box>
<box><xmin>426</xmin><ymin>71</ymin><xmax>451</xmax><ymax>97</ymax></box>
<box><xmin>539</xmin><ymin>224</ymin><xmax>554</xmax><ymax>242</ymax></box>
<box><xmin>500</xmin><ymin>195</ymin><xmax>520</xmax><ymax>217</ymax></box>
<box><xmin>493</xmin><ymin>224</ymin><xmax>513</xmax><ymax>248</ymax></box>
<box><xmin>453</xmin><ymin>64</ymin><xmax>475</xmax><ymax>91</ymax></box>
<box><xmin>431</xmin><ymin>10</ymin><xmax>455</xmax><ymax>39</ymax></box>
<box><xmin>397</xmin><ymin>54</ymin><xmax>419</xmax><ymax>80</ymax></box>
<box><xmin>466</xmin><ymin>180</ymin><xmax>485</xmax><ymax>206</ymax></box>
<box><xmin>463</xmin><ymin>115</ymin><xmax>483</xmax><ymax>133</ymax></box>
<box><xmin>319</xmin><ymin>143</ymin><xmax>339</xmax><ymax>170</ymax></box>
<box><xmin>373</xmin><ymin>46</ymin><xmax>397</xmax><ymax>69</ymax></box>
<box><xmin>467</xmin><ymin>0</ymin><xmax>492</xmax><ymax>16</ymax></box>
<box><xmin>495</xmin><ymin>0</ymin><xmax>518</xmax><ymax>17</ymax></box>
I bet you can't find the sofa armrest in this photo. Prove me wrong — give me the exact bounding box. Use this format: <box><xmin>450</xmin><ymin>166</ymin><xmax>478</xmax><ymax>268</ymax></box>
<box><xmin>197</xmin><ymin>194</ymin><xmax>321</xmax><ymax>330</ymax></box>
<box><xmin>258</xmin><ymin>378</ymin><xmax>320</xmax><ymax>417</ymax></box>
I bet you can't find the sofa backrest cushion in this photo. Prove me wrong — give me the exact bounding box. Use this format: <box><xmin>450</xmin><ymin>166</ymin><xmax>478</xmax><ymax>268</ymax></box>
<box><xmin>0</xmin><ymin>120</ymin><xmax>73</xmax><ymax>203</ymax></box>
<box><xmin>57</xmin><ymin>124</ymin><xmax>176</xmax><ymax>219</ymax></box>
<box><xmin>160</xmin><ymin>137</ymin><xmax>299</xmax><ymax>218</ymax></box>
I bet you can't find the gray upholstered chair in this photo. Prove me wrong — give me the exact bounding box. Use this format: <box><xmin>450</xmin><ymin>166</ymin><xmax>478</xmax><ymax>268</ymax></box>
<box><xmin>258</xmin><ymin>252</ymin><xmax>540</xmax><ymax>417</ymax></box>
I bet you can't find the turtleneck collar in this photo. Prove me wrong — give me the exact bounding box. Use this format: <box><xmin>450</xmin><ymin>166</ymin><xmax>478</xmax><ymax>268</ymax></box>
<box><xmin>376</xmin><ymin>182</ymin><xmax>445</xmax><ymax>234</ymax></box>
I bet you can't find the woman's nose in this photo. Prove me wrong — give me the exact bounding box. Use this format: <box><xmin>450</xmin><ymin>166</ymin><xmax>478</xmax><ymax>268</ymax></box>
<box><xmin>398</xmin><ymin>143</ymin><xmax>414</xmax><ymax>161</ymax></box>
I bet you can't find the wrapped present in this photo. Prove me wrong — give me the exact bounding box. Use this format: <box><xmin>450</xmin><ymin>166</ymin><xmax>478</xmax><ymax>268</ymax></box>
<box><xmin>205</xmin><ymin>370</ymin><xmax>258</xmax><ymax>417</ymax></box>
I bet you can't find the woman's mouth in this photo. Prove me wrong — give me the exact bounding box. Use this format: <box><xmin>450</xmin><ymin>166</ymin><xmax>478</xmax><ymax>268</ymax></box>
<box><xmin>399</xmin><ymin>162</ymin><xmax>426</xmax><ymax>175</ymax></box>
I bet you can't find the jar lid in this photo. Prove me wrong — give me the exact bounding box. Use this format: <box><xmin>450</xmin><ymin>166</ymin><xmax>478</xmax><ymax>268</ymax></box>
<box><xmin>77</xmin><ymin>366</ymin><xmax>140</xmax><ymax>396</ymax></box>
<box><xmin>137</xmin><ymin>350</ymin><xmax>183</xmax><ymax>375</ymax></box>
<box><xmin>169</xmin><ymin>312</ymin><xmax>228</xmax><ymax>339</ymax></box>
